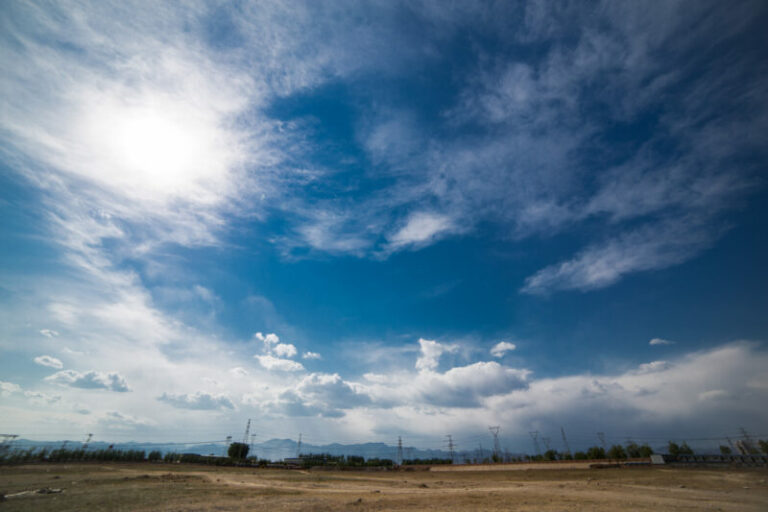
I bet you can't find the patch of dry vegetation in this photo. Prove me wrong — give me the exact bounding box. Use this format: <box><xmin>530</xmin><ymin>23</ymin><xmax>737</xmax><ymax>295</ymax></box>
<box><xmin>1</xmin><ymin>463</ymin><xmax>766</xmax><ymax>511</ymax></box>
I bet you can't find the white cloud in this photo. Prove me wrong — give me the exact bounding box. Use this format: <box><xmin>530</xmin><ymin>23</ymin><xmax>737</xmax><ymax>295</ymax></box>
<box><xmin>0</xmin><ymin>381</ymin><xmax>22</xmax><ymax>396</ymax></box>
<box><xmin>650</xmin><ymin>338</ymin><xmax>675</xmax><ymax>346</ymax></box>
<box><xmin>387</xmin><ymin>212</ymin><xmax>455</xmax><ymax>251</ymax></box>
<box><xmin>45</xmin><ymin>370</ymin><xmax>130</xmax><ymax>392</ymax></box>
<box><xmin>521</xmin><ymin>217</ymin><xmax>721</xmax><ymax>294</ymax></box>
<box><xmin>302</xmin><ymin>351</ymin><xmax>322</xmax><ymax>360</ymax></box>
<box><xmin>229</xmin><ymin>367</ymin><xmax>249</xmax><ymax>377</ymax></box>
<box><xmin>254</xmin><ymin>332</ymin><xmax>281</xmax><ymax>353</ymax></box>
<box><xmin>266</xmin><ymin>372</ymin><xmax>371</xmax><ymax>418</ymax></box>
<box><xmin>33</xmin><ymin>355</ymin><xmax>64</xmax><ymax>369</ymax></box>
<box><xmin>415</xmin><ymin>338</ymin><xmax>457</xmax><ymax>371</ymax></box>
<box><xmin>274</xmin><ymin>343</ymin><xmax>298</xmax><ymax>358</ymax></box>
<box><xmin>24</xmin><ymin>390</ymin><xmax>61</xmax><ymax>404</ymax></box>
<box><xmin>490</xmin><ymin>342</ymin><xmax>517</xmax><ymax>357</ymax></box>
<box><xmin>416</xmin><ymin>362</ymin><xmax>530</xmax><ymax>407</ymax></box>
<box><xmin>636</xmin><ymin>360</ymin><xmax>671</xmax><ymax>374</ymax></box>
<box><xmin>255</xmin><ymin>355</ymin><xmax>305</xmax><ymax>372</ymax></box>
<box><xmin>39</xmin><ymin>329</ymin><xmax>59</xmax><ymax>338</ymax></box>
<box><xmin>157</xmin><ymin>391</ymin><xmax>234</xmax><ymax>410</ymax></box>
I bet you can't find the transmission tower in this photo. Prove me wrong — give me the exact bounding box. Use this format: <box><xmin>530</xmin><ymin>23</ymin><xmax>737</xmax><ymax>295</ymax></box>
<box><xmin>242</xmin><ymin>419</ymin><xmax>251</xmax><ymax>444</ymax></box>
<box><xmin>529</xmin><ymin>431</ymin><xmax>541</xmax><ymax>456</ymax></box>
<box><xmin>739</xmin><ymin>427</ymin><xmax>756</xmax><ymax>454</ymax></box>
<box><xmin>542</xmin><ymin>437</ymin><xmax>551</xmax><ymax>452</ymax></box>
<box><xmin>225</xmin><ymin>435</ymin><xmax>232</xmax><ymax>456</ymax></box>
<box><xmin>297</xmin><ymin>433</ymin><xmax>302</xmax><ymax>457</ymax></box>
<box><xmin>82</xmin><ymin>433</ymin><xmax>93</xmax><ymax>451</ymax></box>
<box><xmin>560</xmin><ymin>427</ymin><xmax>572</xmax><ymax>457</ymax></box>
<box><xmin>446</xmin><ymin>434</ymin><xmax>455</xmax><ymax>463</ymax></box>
<box><xmin>396</xmin><ymin>436</ymin><xmax>403</xmax><ymax>465</ymax></box>
<box><xmin>597</xmin><ymin>432</ymin><xmax>607</xmax><ymax>452</ymax></box>
<box><xmin>489</xmin><ymin>426</ymin><xmax>501</xmax><ymax>460</ymax></box>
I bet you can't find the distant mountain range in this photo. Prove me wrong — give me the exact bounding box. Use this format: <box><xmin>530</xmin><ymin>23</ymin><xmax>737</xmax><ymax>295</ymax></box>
<box><xmin>8</xmin><ymin>438</ymin><xmax>455</xmax><ymax>462</ymax></box>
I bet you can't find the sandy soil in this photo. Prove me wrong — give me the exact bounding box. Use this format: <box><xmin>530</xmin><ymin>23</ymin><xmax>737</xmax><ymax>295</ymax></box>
<box><xmin>1</xmin><ymin>462</ymin><xmax>766</xmax><ymax>511</ymax></box>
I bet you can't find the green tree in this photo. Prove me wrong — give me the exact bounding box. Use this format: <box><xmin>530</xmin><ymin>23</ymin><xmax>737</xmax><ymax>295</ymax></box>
<box><xmin>719</xmin><ymin>445</ymin><xmax>731</xmax><ymax>455</ymax></box>
<box><xmin>758</xmin><ymin>440</ymin><xmax>768</xmax><ymax>455</ymax></box>
<box><xmin>678</xmin><ymin>442</ymin><xmax>694</xmax><ymax>455</ymax></box>
<box><xmin>228</xmin><ymin>442</ymin><xmax>249</xmax><ymax>460</ymax></box>
<box><xmin>542</xmin><ymin>449</ymin><xmax>558</xmax><ymax>461</ymax></box>
<box><xmin>667</xmin><ymin>442</ymin><xmax>680</xmax><ymax>456</ymax></box>
<box><xmin>607</xmin><ymin>444</ymin><xmax>627</xmax><ymax>459</ymax></box>
<box><xmin>586</xmin><ymin>446</ymin><xmax>605</xmax><ymax>460</ymax></box>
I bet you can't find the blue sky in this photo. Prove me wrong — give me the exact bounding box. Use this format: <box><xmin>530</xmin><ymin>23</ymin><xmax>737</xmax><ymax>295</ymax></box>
<box><xmin>1</xmin><ymin>0</ymin><xmax>767</xmax><ymax>451</ymax></box>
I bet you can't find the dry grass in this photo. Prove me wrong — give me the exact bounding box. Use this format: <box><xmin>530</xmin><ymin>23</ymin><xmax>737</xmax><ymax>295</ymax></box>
<box><xmin>1</xmin><ymin>462</ymin><xmax>766</xmax><ymax>511</ymax></box>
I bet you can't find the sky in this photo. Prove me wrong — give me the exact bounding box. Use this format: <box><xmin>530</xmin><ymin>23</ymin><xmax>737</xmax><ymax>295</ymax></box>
<box><xmin>1</xmin><ymin>0</ymin><xmax>767</xmax><ymax>453</ymax></box>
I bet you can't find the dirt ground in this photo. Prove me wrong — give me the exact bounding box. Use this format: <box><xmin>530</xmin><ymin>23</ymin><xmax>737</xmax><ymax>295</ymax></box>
<box><xmin>1</xmin><ymin>462</ymin><xmax>766</xmax><ymax>511</ymax></box>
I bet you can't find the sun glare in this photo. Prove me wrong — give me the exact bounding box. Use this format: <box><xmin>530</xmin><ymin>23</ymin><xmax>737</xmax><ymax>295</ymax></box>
<box><xmin>76</xmin><ymin>95</ymin><xmax>233</xmax><ymax>204</ymax></box>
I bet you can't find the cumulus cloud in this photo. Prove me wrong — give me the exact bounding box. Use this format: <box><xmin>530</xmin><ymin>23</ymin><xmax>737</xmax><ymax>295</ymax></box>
<box><xmin>39</xmin><ymin>329</ymin><xmax>59</xmax><ymax>338</ymax></box>
<box><xmin>266</xmin><ymin>372</ymin><xmax>371</xmax><ymax>418</ymax></box>
<box><xmin>302</xmin><ymin>351</ymin><xmax>322</xmax><ymax>360</ymax></box>
<box><xmin>254</xmin><ymin>332</ymin><xmax>281</xmax><ymax>352</ymax></box>
<box><xmin>417</xmin><ymin>362</ymin><xmax>530</xmax><ymax>407</ymax></box>
<box><xmin>157</xmin><ymin>391</ymin><xmax>234</xmax><ymax>410</ymax></box>
<box><xmin>273</xmin><ymin>343</ymin><xmax>298</xmax><ymax>358</ymax></box>
<box><xmin>45</xmin><ymin>370</ymin><xmax>130</xmax><ymax>392</ymax></box>
<box><xmin>255</xmin><ymin>355</ymin><xmax>305</xmax><ymax>372</ymax></box>
<box><xmin>650</xmin><ymin>338</ymin><xmax>675</xmax><ymax>346</ymax></box>
<box><xmin>33</xmin><ymin>355</ymin><xmax>64</xmax><ymax>369</ymax></box>
<box><xmin>490</xmin><ymin>342</ymin><xmax>517</xmax><ymax>357</ymax></box>
<box><xmin>415</xmin><ymin>338</ymin><xmax>457</xmax><ymax>371</ymax></box>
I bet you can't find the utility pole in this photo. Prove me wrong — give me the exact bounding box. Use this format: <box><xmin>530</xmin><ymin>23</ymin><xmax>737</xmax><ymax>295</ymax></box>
<box><xmin>446</xmin><ymin>434</ymin><xmax>455</xmax><ymax>463</ymax></box>
<box><xmin>529</xmin><ymin>431</ymin><xmax>541</xmax><ymax>456</ymax></box>
<box><xmin>560</xmin><ymin>427</ymin><xmax>572</xmax><ymax>458</ymax></box>
<box><xmin>489</xmin><ymin>426</ymin><xmax>501</xmax><ymax>460</ymax></box>
<box><xmin>297</xmin><ymin>433</ymin><xmax>302</xmax><ymax>457</ymax></box>
<box><xmin>396</xmin><ymin>436</ymin><xmax>403</xmax><ymax>465</ymax></box>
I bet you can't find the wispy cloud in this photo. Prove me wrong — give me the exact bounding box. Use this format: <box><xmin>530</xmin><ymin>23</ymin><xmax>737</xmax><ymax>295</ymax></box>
<box><xmin>33</xmin><ymin>355</ymin><xmax>63</xmax><ymax>369</ymax></box>
<box><xmin>650</xmin><ymin>338</ymin><xmax>675</xmax><ymax>346</ymax></box>
<box><xmin>521</xmin><ymin>217</ymin><xmax>725</xmax><ymax>294</ymax></box>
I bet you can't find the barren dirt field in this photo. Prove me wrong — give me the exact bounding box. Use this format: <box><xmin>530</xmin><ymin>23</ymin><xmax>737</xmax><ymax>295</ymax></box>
<box><xmin>1</xmin><ymin>463</ymin><xmax>767</xmax><ymax>511</ymax></box>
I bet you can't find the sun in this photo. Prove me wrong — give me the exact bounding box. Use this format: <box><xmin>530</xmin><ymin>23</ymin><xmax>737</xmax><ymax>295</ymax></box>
<box><xmin>76</xmin><ymin>93</ymin><xmax>232</xmax><ymax>204</ymax></box>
